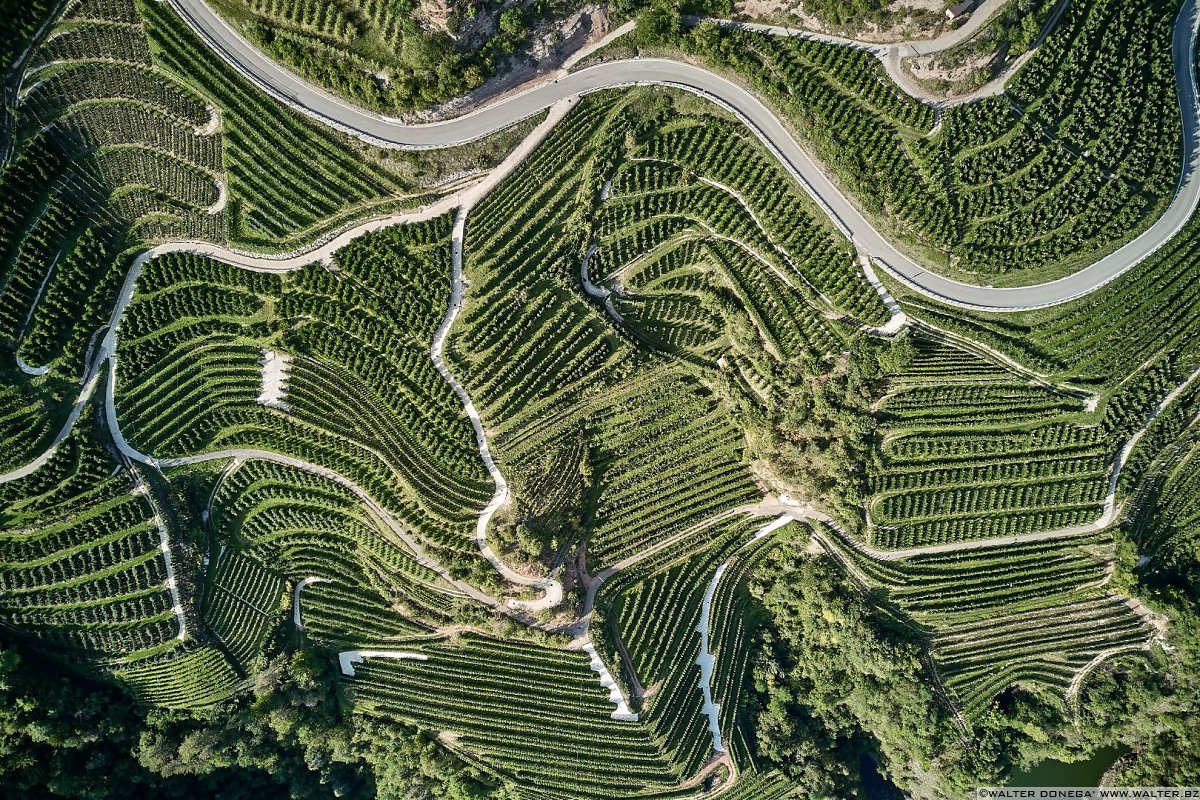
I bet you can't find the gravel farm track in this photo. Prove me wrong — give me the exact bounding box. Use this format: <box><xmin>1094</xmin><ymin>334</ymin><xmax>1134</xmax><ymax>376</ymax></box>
<box><xmin>2</xmin><ymin>0</ymin><xmax>1195</xmax><ymax>762</ymax></box>
<box><xmin>7</xmin><ymin>0</ymin><xmax>1200</xmax><ymax>618</ymax></box>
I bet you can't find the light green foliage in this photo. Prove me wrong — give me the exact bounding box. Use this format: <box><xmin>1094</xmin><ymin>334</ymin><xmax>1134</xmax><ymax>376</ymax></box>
<box><xmin>116</xmin><ymin>223</ymin><xmax>492</xmax><ymax>562</ymax></box>
<box><xmin>498</xmin><ymin>8</ymin><xmax>526</xmax><ymax>38</ymax></box>
<box><xmin>635</xmin><ymin>0</ymin><xmax>682</xmax><ymax>46</ymax></box>
<box><xmin>685</xmin><ymin>0</ymin><xmax>1181</xmax><ymax>280</ymax></box>
<box><xmin>5</xmin><ymin>0</ymin><xmax>1200</xmax><ymax>796</ymax></box>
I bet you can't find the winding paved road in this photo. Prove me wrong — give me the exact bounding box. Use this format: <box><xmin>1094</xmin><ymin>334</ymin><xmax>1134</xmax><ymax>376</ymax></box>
<box><xmin>4</xmin><ymin>1</ymin><xmax>1179</xmax><ymax>755</ymax></box>
<box><xmin>170</xmin><ymin>0</ymin><xmax>1200</xmax><ymax>311</ymax></box>
<box><xmin>709</xmin><ymin>0</ymin><xmax>1073</xmax><ymax>107</ymax></box>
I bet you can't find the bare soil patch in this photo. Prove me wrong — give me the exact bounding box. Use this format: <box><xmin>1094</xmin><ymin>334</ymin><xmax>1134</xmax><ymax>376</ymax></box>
<box><xmin>906</xmin><ymin>47</ymin><xmax>997</xmax><ymax>86</ymax></box>
<box><xmin>733</xmin><ymin>0</ymin><xmax>953</xmax><ymax>43</ymax></box>
<box><xmin>417</xmin><ymin>5</ymin><xmax>611</xmax><ymax>121</ymax></box>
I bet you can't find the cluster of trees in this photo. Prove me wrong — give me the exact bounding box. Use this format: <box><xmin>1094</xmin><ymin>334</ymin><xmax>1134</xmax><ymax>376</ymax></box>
<box><xmin>229</xmin><ymin>0</ymin><xmax>583</xmax><ymax>111</ymax></box>
<box><xmin>0</xmin><ymin>641</ymin><xmax>504</xmax><ymax>799</ymax></box>
<box><xmin>748</xmin><ymin>334</ymin><xmax>911</xmax><ymax>530</ymax></box>
<box><xmin>1098</xmin><ymin>614</ymin><xmax>1200</xmax><ymax>787</ymax></box>
<box><xmin>906</xmin><ymin>0</ymin><xmax>1052</xmax><ymax>96</ymax></box>
<box><xmin>745</xmin><ymin>503</ymin><xmax>1200</xmax><ymax>797</ymax></box>
<box><xmin>248</xmin><ymin>18</ymin><xmax>482</xmax><ymax>111</ymax></box>
<box><xmin>748</xmin><ymin>539</ymin><xmax>993</xmax><ymax>799</ymax></box>
<box><xmin>1099</xmin><ymin>443</ymin><xmax>1200</xmax><ymax>787</ymax></box>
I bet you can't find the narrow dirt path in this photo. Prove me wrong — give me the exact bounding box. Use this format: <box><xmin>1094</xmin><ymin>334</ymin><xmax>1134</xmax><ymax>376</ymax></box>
<box><xmin>130</xmin><ymin>467</ymin><xmax>189</xmax><ymax>640</ymax></box>
<box><xmin>41</xmin><ymin>103</ymin><xmax>580</xmax><ymax>623</ymax></box>
<box><xmin>167</xmin><ymin>0</ymin><xmax>1200</xmax><ymax>312</ymax></box>
<box><xmin>293</xmin><ymin>576</ymin><xmax>331</xmax><ymax>631</ymax></box>
<box><xmin>422</xmin><ymin>99</ymin><xmax>578</xmax><ymax>613</ymax></box>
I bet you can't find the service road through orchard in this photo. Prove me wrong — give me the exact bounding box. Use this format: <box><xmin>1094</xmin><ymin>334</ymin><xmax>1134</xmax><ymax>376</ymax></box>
<box><xmin>4</xmin><ymin>0</ymin><xmax>1193</xmax><ymax>771</ymax></box>
<box><xmin>170</xmin><ymin>0</ymin><xmax>1200</xmax><ymax>311</ymax></box>
<box><xmin>7</xmin><ymin>0</ymin><xmax>1194</xmax><ymax>632</ymax></box>
<box><xmin>1</xmin><ymin>104</ymin><xmax>576</xmax><ymax>617</ymax></box>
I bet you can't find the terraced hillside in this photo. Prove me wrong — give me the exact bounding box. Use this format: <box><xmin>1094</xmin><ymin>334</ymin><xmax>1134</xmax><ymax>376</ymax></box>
<box><xmin>868</xmin><ymin>334</ymin><xmax>1106</xmax><ymax>547</ymax></box>
<box><xmin>888</xmin><ymin>212</ymin><xmax>1200</xmax><ymax>387</ymax></box>
<box><xmin>447</xmin><ymin>88</ymin><xmax>895</xmax><ymax>571</ymax></box>
<box><xmin>207</xmin><ymin>458</ymin><xmax>465</xmax><ymax>650</ymax></box>
<box><xmin>351</xmin><ymin>634</ymin><xmax>698</xmax><ymax>800</ymax></box>
<box><xmin>3</xmin><ymin>0</ymin><xmax>1200</xmax><ymax>797</ymax></box>
<box><xmin>0</xmin><ymin>402</ymin><xmax>240</xmax><ymax>708</ymax></box>
<box><xmin>0</xmin><ymin>0</ymin><xmax>528</xmax><ymax>473</ymax></box>
<box><xmin>820</xmin><ymin>528</ymin><xmax>1156</xmax><ymax>721</ymax></box>
<box><xmin>1131</xmin><ymin>426</ymin><xmax>1200</xmax><ymax>596</ymax></box>
<box><xmin>690</xmin><ymin>0</ymin><xmax>1182</xmax><ymax>282</ymax></box>
<box><xmin>115</xmin><ymin>225</ymin><xmax>495</xmax><ymax>567</ymax></box>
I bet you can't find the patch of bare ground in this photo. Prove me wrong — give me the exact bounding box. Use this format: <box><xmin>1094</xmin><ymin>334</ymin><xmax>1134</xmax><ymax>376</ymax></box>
<box><xmin>733</xmin><ymin>0</ymin><xmax>953</xmax><ymax>43</ymax></box>
<box><xmin>611</xmin><ymin>628</ymin><xmax>647</xmax><ymax>702</ymax></box>
<box><xmin>414</xmin><ymin>5</ymin><xmax>612</xmax><ymax>121</ymax></box>
<box><xmin>1126</xmin><ymin>597</ymin><xmax>1171</xmax><ymax>637</ymax></box>
<box><xmin>906</xmin><ymin>48</ymin><xmax>996</xmax><ymax>87</ymax></box>
<box><xmin>749</xmin><ymin>458</ymin><xmax>820</xmax><ymax>508</ymax></box>
<box><xmin>417</xmin><ymin>0</ymin><xmax>455</xmax><ymax>33</ymax></box>
<box><xmin>680</xmin><ymin>753</ymin><xmax>735</xmax><ymax>791</ymax></box>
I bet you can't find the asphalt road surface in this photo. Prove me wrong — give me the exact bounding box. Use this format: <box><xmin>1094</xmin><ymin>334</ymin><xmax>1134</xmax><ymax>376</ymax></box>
<box><xmin>170</xmin><ymin>0</ymin><xmax>1200</xmax><ymax>312</ymax></box>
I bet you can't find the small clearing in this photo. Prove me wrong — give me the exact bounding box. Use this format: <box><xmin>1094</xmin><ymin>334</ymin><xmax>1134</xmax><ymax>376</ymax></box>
<box><xmin>582</xmin><ymin>643</ymin><xmax>639</xmax><ymax>721</ymax></box>
<box><xmin>338</xmin><ymin>650</ymin><xmax>428</xmax><ymax>677</ymax></box>
<box><xmin>735</xmin><ymin>0</ymin><xmax>954</xmax><ymax>43</ymax></box>
<box><xmin>257</xmin><ymin>349</ymin><xmax>290</xmax><ymax>410</ymax></box>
